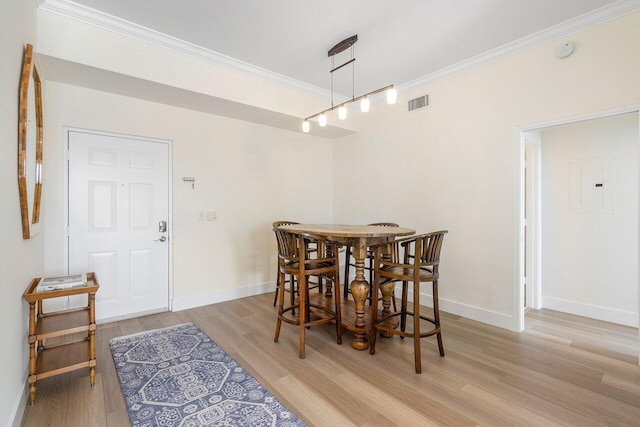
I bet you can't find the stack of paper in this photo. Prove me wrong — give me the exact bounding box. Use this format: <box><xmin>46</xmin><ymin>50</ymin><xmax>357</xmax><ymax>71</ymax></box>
<box><xmin>36</xmin><ymin>273</ymin><xmax>87</xmax><ymax>292</ymax></box>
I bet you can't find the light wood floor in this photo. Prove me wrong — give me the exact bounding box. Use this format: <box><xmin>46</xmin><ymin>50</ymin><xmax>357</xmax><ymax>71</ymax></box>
<box><xmin>21</xmin><ymin>293</ymin><xmax>640</xmax><ymax>426</ymax></box>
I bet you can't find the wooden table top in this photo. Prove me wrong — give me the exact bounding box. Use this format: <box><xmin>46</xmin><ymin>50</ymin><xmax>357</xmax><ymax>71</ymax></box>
<box><xmin>278</xmin><ymin>223</ymin><xmax>415</xmax><ymax>239</ymax></box>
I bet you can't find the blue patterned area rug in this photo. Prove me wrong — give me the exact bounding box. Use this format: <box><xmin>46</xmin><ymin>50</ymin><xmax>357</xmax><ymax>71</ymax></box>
<box><xmin>109</xmin><ymin>322</ymin><xmax>306</xmax><ymax>427</ymax></box>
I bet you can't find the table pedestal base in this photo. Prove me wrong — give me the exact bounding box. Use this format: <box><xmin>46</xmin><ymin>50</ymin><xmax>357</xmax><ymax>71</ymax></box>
<box><xmin>350</xmin><ymin>277</ymin><xmax>370</xmax><ymax>350</ymax></box>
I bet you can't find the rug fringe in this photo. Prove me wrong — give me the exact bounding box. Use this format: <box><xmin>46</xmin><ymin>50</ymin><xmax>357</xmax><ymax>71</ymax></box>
<box><xmin>108</xmin><ymin>322</ymin><xmax>194</xmax><ymax>344</ymax></box>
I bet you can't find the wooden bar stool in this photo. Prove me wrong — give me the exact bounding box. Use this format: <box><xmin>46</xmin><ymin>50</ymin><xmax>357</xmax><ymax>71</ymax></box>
<box><xmin>272</xmin><ymin>221</ymin><xmax>300</xmax><ymax>308</ymax></box>
<box><xmin>272</xmin><ymin>221</ymin><xmax>321</xmax><ymax>309</ymax></box>
<box><xmin>273</xmin><ymin>228</ymin><xmax>343</xmax><ymax>358</ymax></box>
<box><xmin>369</xmin><ymin>230</ymin><xmax>448</xmax><ymax>373</ymax></box>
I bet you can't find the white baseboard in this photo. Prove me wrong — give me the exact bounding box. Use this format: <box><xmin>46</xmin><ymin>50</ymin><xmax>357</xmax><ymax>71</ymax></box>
<box><xmin>172</xmin><ymin>282</ymin><xmax>274</xmax><ymax>312</ymax></box>
<box><xmin>9</xmin><ymin>383</ymin><xmax>27</xmax><ymax>427</ymax></box>
<box><xmin>97</xmin><ymin>307</ymin><xmax>168</xmax><ymax>325</ymax></box>
<box><xmin>399</xmin><ymin>285</ymin><xmax>515</xmax><ymax>330</ymax></box>
<box><xmin>542</xmin><ymin>296</ymin><xmax>639</xmax><ymax>327</ymax></box>
<box><xmin>171</xmin><ymin>280</ymin><xmax>515</xmax><ymax>330</ymax></box>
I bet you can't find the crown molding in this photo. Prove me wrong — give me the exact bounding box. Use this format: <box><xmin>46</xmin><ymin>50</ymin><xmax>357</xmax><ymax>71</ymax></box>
<box><xmin>38</xmin><ymin>0</ymin><xmax>332</xmax><ymax>99</ymax></box>
<box><xmin>40</xmin><ymin>0</ymin><xmax>640</xmax><ymax>100</ymax></box>
<box><xmin>398</xmin><ymin>0</ymin><xmax>640</xmax><ymax>93</ymax></box>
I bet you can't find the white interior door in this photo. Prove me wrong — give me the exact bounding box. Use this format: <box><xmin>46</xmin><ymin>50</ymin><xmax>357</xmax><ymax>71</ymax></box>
<box><xmin>68</xmin><ymin>130</ymin><xmax>170</xmax><ymax>321</ymax></box>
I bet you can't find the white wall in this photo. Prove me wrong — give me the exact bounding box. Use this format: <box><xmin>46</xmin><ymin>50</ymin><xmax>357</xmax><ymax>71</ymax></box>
<box><xmin>541</xmin><ymin>113</ymin><xmax>639</xmax><ymax>326</ymax></box>
<box><xmin>332</xmin><ymin>12</ymin><xmax>640</xmax><ymax>329</ymax></box>
<box><xmin>43</xmin><ymin>82</ymin><xmax>333</xmax><ymax>310</ymax></box>
<box><xmin>0</xmin><ymin>1</ymin><xmax>42</xmax><ymax>426</ymax></box>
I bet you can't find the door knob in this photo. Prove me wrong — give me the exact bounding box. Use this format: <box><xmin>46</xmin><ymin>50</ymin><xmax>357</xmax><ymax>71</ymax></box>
<box><xmin>154</xmin><ymin>236</ymin><xmax>167</xmax><ymax>242</ymax></box>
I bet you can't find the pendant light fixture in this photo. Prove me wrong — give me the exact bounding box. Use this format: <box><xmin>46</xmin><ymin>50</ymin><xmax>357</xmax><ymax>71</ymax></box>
<box><xmin>360</xmin><ymin>97</ymin><xmax>370</xmax><ymax>113</ymax></box>
<box><xmin>338</xmin><ymin>105</ymin><xmax>347</xmax><ymax>120</ymax></box>
<box><xmin>386</xmin><ymin>88</ymin><xmax>397</xmax><ymax>104</ymax></box>
<box><xmin>302</xmin><ymin>35</ymin><xmax>396</xmax><ymax>133</ymax></box>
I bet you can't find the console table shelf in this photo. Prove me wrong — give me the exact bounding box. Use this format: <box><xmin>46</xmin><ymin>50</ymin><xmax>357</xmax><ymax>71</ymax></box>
<box><xmin>23</xmin><ymin>272</ymin><xmax>99</xmax><ymax>404</ymax></box>
<box><xmin>36</xmin><ymin>340</ymin><xmax>92</xmax><ymax>381</ymax></box>
<box><xmin>35</xmin><ymin>308</ymin><xmax>91</xmax><ymax>338</ymax></box>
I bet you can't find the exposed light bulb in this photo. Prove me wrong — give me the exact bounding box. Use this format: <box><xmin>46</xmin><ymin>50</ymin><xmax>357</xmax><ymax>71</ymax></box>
<box><xmin>386</xmin><ymin>88</ymin><xmax>397</xmax><ymax>104</ymax></box>
<box><xmin>302</xmin><ymin>120</ymin><xmax>310</xmax><ymax>133</ymax></box>
<box><xmin>318</xmin><ymin>114</ymin><xmax>327</xmax><ymax>127</ymax></box>
<box><xmin>338</xmin><ymin>106</ymin><xmax>347</xmax><ymax>120</ymax></box>
<box><xmin>360</xmin><ymin>97</ymin><xmax>370</xmax><ymax>113</ymax></box>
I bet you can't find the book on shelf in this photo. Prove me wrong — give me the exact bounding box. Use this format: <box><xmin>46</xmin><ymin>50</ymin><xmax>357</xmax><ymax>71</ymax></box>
<box><xmin>35</xmin><ymin>273</ymin><xmax>87</xmax><ymax>292</ymax></box>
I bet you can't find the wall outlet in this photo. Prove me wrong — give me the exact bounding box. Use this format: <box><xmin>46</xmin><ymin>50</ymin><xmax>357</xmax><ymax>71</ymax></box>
<box><xmin>198</xmin><ymin>211</ymin><xmax>206</xmax><ymax>221</ymax></box>
<box><xmin>207</xmin><ymin>210</ymin><xmax>218</xmax><ymax>221</ymax></box>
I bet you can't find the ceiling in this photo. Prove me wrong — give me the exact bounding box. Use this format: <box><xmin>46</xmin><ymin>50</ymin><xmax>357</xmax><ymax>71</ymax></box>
<box><xmin>58</xmin><ymin>0</ymin><xmax>624</xmax><ymax>98</ymax></box>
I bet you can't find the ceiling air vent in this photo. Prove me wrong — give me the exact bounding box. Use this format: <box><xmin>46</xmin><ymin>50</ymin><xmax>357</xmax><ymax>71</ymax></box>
<box><xmin>408</xmin><ymin>94</ymin><xmax>429</xmax><ymax>112</ymax></box>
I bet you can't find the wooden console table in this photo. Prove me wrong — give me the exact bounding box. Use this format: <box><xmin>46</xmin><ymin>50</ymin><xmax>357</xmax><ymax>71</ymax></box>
<box><xmin>23</xmin><ymin>272</ymin><xmax>99</xmax><ymax>404</ymax></box>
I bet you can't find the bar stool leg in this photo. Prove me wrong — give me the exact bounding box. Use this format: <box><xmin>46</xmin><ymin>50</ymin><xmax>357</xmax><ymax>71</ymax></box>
<box><xmin>272</xmin><ymin>282</ymin><xmax>278</xmax><ymax>306</ymax></box>
<box><xmin>400</xmin><ymin>280</ymin><xmax>409</xmax><ymax>335</ymax></box>
<box><xmin>368</xmin><ymin>256</ymin><xmax>373</xmax><ymax>306</ymax></box>
<box><xmin>433</xmin><ymin>280</ymin><xmax>445</xmax><ymax>357</ymax></box>
<box><xmin>333</xmin><ymin>272</ymin><xmax>343</xmax><ymax>345</ymax></box>
<box><xmin>299</xmin><ymin>276</ymin><xmax>307</xmax><ymax>359</ymax></box>
<box><xmin>290</xmin><ymin>274</ymin><xmax>296</xmax><ymax>315</ymax></box>
<box><xmin>274</xmin><ymin>270</ymin><xmax>286</xmax><ymax>343</ymax></box>
<box><xmin>369</xmin><ymin>272</ymin><xmax>380</xmax><ymax>355</ymax></box>
<box><xmin>343</xmin><ymin>247</ymin><xmax>351</xmax><ymax>299</ymax></box>
<box><xmin>413</xmin><ymin>280</ymin><xmax>422</xmax><ymax>374</ymax></box>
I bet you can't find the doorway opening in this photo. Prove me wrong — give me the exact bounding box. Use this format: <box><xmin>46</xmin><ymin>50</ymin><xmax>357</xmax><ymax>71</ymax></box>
<box><xmin>517</xmin><ymin>109</ymin><xmax>640</xmax><ymax>364</ymax></box>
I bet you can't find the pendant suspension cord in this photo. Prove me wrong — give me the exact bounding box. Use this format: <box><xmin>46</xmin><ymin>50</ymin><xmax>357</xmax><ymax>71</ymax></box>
<box><xmin>330</xmin><ymin>56</ymin><xmax>334</xmax><ymax>107</ymax></box>
<box><xmin>351</xmin><ymin>45</ymin><xmax>355</xmax><ymax>101</ymax></box>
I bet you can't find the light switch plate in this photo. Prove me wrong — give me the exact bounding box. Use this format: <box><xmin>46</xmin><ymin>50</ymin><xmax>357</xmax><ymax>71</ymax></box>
<box><xmin>207</xmin><ymin>210</ymin><xmax>218</xmax><ymax>221</ymax></box>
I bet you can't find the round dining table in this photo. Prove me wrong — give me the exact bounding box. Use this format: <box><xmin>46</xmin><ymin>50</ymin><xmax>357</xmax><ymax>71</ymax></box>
<box><xmin>278</xmin><ymin>223</ymin><xmax>415</xmax><ymax>350</ymax></box>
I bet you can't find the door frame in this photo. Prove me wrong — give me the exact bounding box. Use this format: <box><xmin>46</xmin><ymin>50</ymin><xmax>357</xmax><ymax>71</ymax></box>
<box><xmin>64</xmin><ymin>127</ymin><xmax>174</xmax><ymax>314</ymax></box>
<box><xmin>513</xmin><ymin>104</ymin><xmax>640</xmax><ymax>336</ymax></box>
<box><xmin>523</xmin><ymin>132</ymin><xmax>542</xmax><ymax>311</ymax></box>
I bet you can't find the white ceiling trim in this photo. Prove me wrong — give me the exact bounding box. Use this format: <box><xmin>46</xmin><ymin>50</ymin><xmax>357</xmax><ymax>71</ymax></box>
<box><xmin>399</xmin><ymin>0</ymin><xmax>640</xmax><ymax>93</ymax></box>
<box><xmin>40</xmin><ymin>0</ymin><xmax>640</xmax><ymax>100</ymax></box>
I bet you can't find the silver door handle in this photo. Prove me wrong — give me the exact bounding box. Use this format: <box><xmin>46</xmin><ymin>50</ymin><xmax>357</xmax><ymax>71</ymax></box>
<box><xmin>154</xmin><ymin>236</ymin><xmax>167</xmax><ymax>242</ymax></box>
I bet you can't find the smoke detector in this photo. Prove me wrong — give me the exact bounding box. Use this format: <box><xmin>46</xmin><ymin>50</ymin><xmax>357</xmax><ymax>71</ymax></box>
<box><xmin>555</xmin><ymin>42</ymin><xmax>575</xmax><ymax>59</ymax></box>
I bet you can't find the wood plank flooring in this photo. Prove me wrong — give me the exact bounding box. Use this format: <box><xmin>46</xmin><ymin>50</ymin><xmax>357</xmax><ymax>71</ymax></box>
<box><xmin>20</xmin><ymin>295</ymin><xmax>640</xmax><ymax>426</ymax></box>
